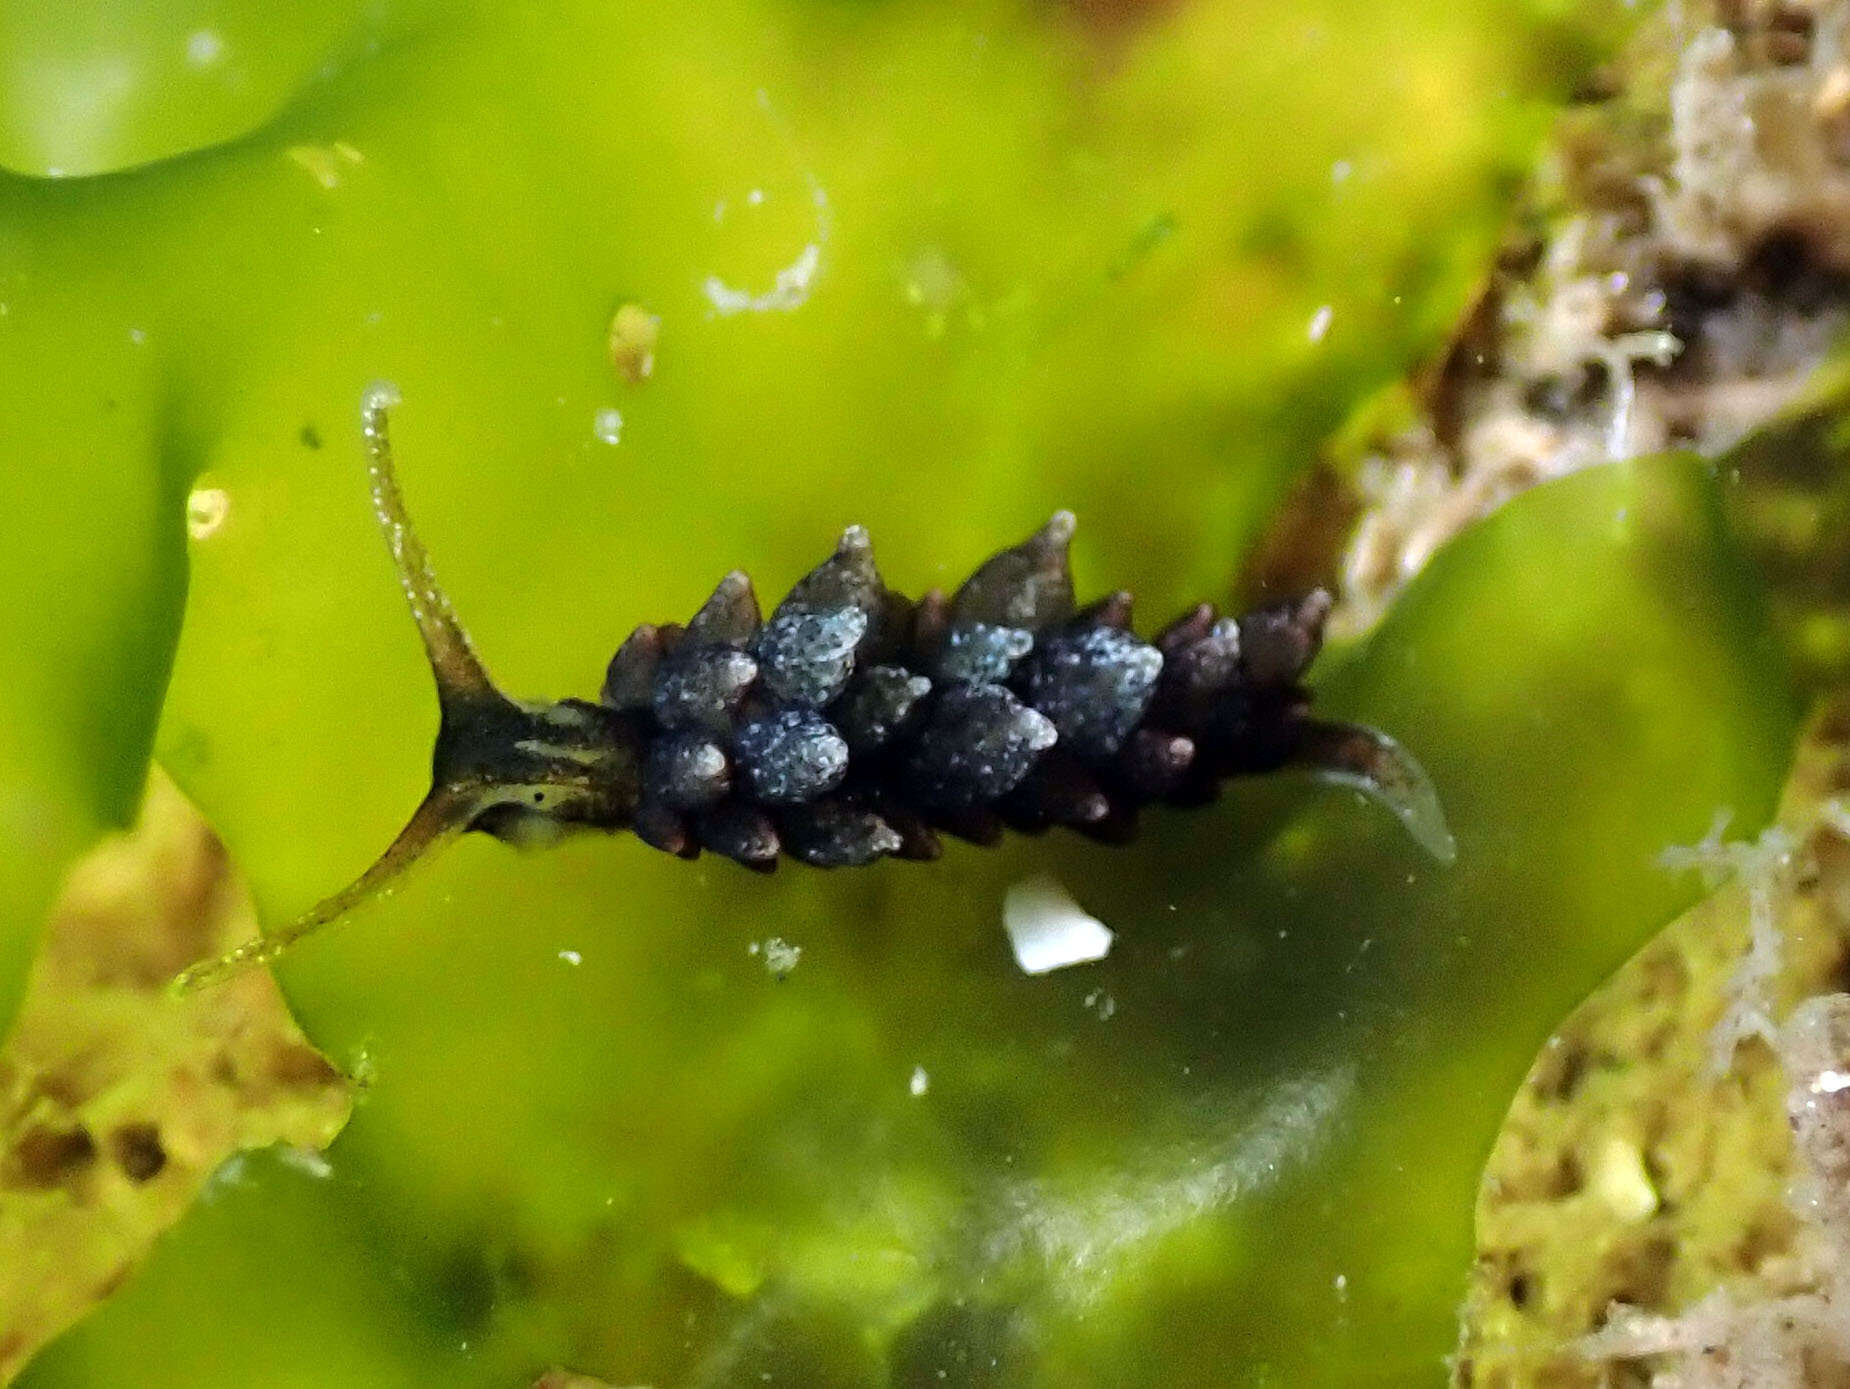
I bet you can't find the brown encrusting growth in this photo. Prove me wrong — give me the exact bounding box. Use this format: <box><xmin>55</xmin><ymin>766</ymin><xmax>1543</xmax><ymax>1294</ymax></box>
<box><xmin>174</xmin><ymin>387</ymin><xmax>1452</xmax><ymax>990</ymax></box>
<box><xmin>1247</xmin><ymin>0</ymin><xmax>1850</xmax><ymax>642</ymax></box>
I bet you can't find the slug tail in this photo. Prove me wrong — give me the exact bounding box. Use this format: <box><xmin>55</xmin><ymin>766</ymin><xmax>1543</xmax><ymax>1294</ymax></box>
<box><xmin>1291</xmin><ymin>717</ymin><xmax>1457</xmax><ymax>865</ymax></box>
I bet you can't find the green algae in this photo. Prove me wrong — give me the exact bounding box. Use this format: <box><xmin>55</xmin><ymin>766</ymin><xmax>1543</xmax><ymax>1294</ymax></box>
<box><xmin>21</xmin><ymin>453</ymin><xmax>1798</xmax><ymax>1386</ymax></box>
<box><xmin>0</xmin><ymin>0</ymin><xmax>1804</xmax><ymax>1384</ymax></box>
<box><xmin>0</xmin><ymin>0</ymin><xmax>1600</xmax><ymax>1041</ymax></box>
<box><xmin>0</xmin><ymin>321</ymin><xmax>189</xmax><ymax>1029</ymax></box>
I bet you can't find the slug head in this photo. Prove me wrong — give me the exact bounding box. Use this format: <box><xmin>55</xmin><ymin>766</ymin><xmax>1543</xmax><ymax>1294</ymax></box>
<box><xmin>173</xmin><ymin>385</ymin><xmax>641</xmax><ymax>992</ymax></box>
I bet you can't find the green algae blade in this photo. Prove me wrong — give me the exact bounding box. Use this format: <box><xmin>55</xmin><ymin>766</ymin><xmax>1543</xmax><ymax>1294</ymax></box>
<box><xmin>23</xmin><ymin>453</ymin><xmax>1798</xmax><ymax>1386</ymax></box>
<box><xmin>0</xmin><ymin>312</ymin><xmax>188</xmax><ymax>1036</ymax></box>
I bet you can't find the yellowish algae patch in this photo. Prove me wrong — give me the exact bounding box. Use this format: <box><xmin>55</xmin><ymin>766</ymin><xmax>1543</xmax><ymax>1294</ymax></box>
<box><xmin>1458</xmin><ymin>714</ymin><xmax>1850</xmax><ymax>1387</ymax></box>
<box><xmin>0</xmin><ymin>774</ymin><xmax>350</xmax><ymax>1380</ymax></box>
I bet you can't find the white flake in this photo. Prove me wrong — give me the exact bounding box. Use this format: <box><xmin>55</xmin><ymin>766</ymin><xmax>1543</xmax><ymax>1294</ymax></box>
<box><xmin>755</xmin><ymin>936</ymin><xmax>801</xmax><ymax>979</ymax></box>
<box><xmin>1003</xmin><ymin>876</ymin><xmax>1113</xmax><ymax>975</ymax></box>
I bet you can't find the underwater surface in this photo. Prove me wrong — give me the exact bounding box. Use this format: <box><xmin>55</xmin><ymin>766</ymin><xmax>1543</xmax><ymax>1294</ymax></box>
<box><xmin>0</xmin><ymin>1</ymin><xmax>1809</xmax><ymax>1384</ymax></box>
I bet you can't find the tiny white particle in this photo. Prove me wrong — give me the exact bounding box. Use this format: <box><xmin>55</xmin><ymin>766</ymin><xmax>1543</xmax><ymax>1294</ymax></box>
<box><xmin>1814</xmin><ymin>1069</ymin><xmax>1850</xmax><ymax>1094</ymax></box>
<box><xmin>1002</xmin><ymin>876</ymin><xmax>1113</xmax><ymax>975</ymax></box>
<box><xmin>747</xmin><ymin>187</ymin><xmax>765</xmax><ymax>206</ymax></box>
<box><xmin>558</xmin><ymin>949</ymin><xmax>582</xmax><ymax>966</ymax></box>
<box><xmin>909</xmin><ymin>1065</ymin><xmax>930</xmax><ymax>1097</ymax></box>
<box><xmin>1330</xmin><ymin>160</ymin><xmax>1353</xmax><ymax>184</ymax></box>
<box><xmin>593</xmin><ymin>407</ymin><xmax>624</xmax><ymax>446</ymax></box>
<box><xmin>756</xmin><ymin>936</ymin><xmax>801</xmax><ymax>979</ymax></box>
<box><xmin>128</xmin><ymin>327</ymin><xmax>146</xmax><ymax>346</ymax></box>
<box><xmin>1334</xmin><ymin>1273</ymin><xmax>1349</xmax><ymax>1300</ymax></box>
<box><xmin>1308</xmin><ymin>304</ymin><xmax>1333</xmax><ymax>343</ymax></box>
